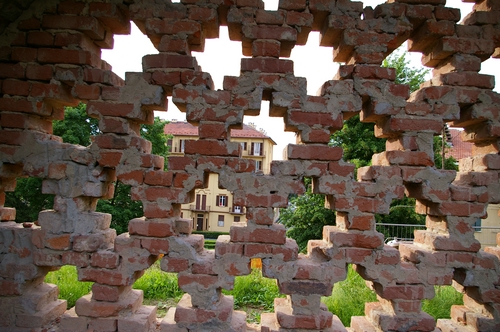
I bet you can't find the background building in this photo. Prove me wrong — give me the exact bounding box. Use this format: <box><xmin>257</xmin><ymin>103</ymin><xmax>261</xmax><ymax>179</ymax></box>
<box><xmin>164</xmin><ymin>121</ymin><xmax>276</xmax><ymax>232</ymax></box>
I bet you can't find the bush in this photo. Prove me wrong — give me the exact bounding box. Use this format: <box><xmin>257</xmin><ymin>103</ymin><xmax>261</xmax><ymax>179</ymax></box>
<box><xmin>204</xmin><ymin>239</ymin><xmax>216</xmax><ymax>249</ymax></box>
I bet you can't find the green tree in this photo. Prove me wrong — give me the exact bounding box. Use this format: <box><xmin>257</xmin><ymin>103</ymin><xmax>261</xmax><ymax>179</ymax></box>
<box><xmin>279</xmin><ymin>178</ymin><xmax>336</xmax><ymax>252</ymax></box>
<box><xmin>382</xmin><ymin>50</ymin><xmax>429</xmax><ymax>93</ymax></box>
<box><xmin>53</xmin><ymin>103</ymin><xmax>99</xmax><ymax>145</ymax></box>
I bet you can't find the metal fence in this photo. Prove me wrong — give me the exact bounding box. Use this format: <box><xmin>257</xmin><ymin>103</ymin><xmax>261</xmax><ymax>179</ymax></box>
<box><xmin>376</xmin><ymin>223</ymin><xmax>500</xmax><ymax>249</ymax></box>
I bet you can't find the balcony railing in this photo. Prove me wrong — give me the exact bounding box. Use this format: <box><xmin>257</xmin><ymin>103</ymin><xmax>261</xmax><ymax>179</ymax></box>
<box><xmin>230</xmin><ymin>206</ymin><xmax>245</xmax><ymax>214</ymax></box>
<box><xmin>189</xmin><ymin>205</ymin><xmax>210</xmax><ymax>212</ymax></box>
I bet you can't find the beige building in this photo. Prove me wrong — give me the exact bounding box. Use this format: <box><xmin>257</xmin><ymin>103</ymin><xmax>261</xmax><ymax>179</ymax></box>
<box><xmin>164</xmin><ymin>121</ymin><xmax>276</xmax><ymax>232</ymax></box>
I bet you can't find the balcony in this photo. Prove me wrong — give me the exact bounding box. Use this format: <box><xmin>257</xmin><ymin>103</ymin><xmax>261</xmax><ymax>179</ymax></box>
<box><xmin>230</xmin><ymin>206</ymin><xmax>245</xmax><ymax>214</ymax></box>
<box><xmin>189</xmin><ymin>205</ymin><xmax>210</xmax><ymax>212</ymax></box>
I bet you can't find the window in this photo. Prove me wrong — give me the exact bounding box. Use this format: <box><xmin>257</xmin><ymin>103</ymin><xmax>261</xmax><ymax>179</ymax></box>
<box><xmin>234</xmin><ymin>216</ymin><xmax>240</xmax><ymax>222</ymax></box>
<box><xmin>255</xmin><ymin>160</ymin><xmax>262</xmax><ymax>171</ymax></box>
<box><xmin>216</xmin><ymin>195</ymin><xmax>228</xmax><ymax>207</ymax></box>
<box><xmin>251</xmin><ymin>142</ymin><xmax>262</xmax><ymax>156</ymax></box>
<box><xmin>167</xmin><ymin>139</ymin><xmax>173</xmax><ymax>150</ymax></box>
<box><xmin>233</xmin><ymin>206</ymin><xmax>241</xmax><ymax>213</ymax></box>
<box><xmin>218</xmin><ymin>215</ymin><xmax>224</xmax><ymax>227</ymax></box>
<box><xmin>241</xmin><ymin>142</ymin><xmax>247</xmax><ymax>151</ymax></box>
<box><xmin>180</xmin><ymin>139</ymin><xmax>185</xmax><ymax>153</ymax></box>
<box><xmin>474</xmin><ymin>218</ymin><xmax>482</xmax><ymax>232</ymax></box>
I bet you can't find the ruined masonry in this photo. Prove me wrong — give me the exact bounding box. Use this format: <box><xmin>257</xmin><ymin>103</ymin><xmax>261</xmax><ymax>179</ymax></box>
<box><xmin>1</xmin><ymin>0</ymin><xmax>500</xmax><ymax>331</ymax></box>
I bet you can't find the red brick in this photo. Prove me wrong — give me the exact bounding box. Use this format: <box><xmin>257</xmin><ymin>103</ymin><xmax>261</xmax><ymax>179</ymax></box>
<box><xmin>89</xmin><ymin>2</ymin><xmax>130</xmax><ymax>35</ymax></box>
<box><xmin>143</xmin><ymin>54</ymin><xmax>198</xmax><ymax>70</ymax></box>
<box><xmin>278</xmin><ymin>280</ymin><xmax>332</xmax><ymax>296</ymax></box>
<box><xmin>97</xmin><ymin>150</ymin><xmax>123</xmax><ymax>167</ymax></box>
<box><xmin>230</xmin><ymin>224</ymin><xmax>286</xmax><ymax>244</ymax></box>
<box><xmin>92</xmin><ymin>284</ymin><xmax>130</xmax><ymax>302</ymax></box>
<box><xmin>37</xmin><ymin>48</ymin><xmax>98</xmax><ymax>66</ymax></box>
<box><xmin>128</xmin><ymin>218</ymin><xmax>175</xmax><ymax>237</ymax></box>
<box><xmin>324</xmin><ymin>226</ymin><xmax>384</xmax><ymax>249</ymax></box>
<box><xmin>286</xmin><ymin>144</ymin><xmax>343</xmax><ymax>161</ymax></box>
<box><xmin>11</xmin><ymin>47</ymin><xmax>37</xmax><ymax>63</ymax></box>
<box><xmin>0</xmin><ymin>63</ymin><xmax>25</xmax><ymax>79</ymax></box>
<box><xmin>42</xmin><ymin>14</ymin><xmax>105</xmax><ymax>40</ymax></box>
<box><xmin>167</xmin><ymin>156</ymin><xmax>196</xmax><ymax>170</ymax></box>
<box><xmin>62</xmin><ymin>251</ymin><xmax>90</xmax><ymax>267</ymax></box>
<box><xmin>26</xmin><ymin>31</ymin><xmax>54</xmax><ymax>46</ymax></box>
<box><xmin>45</xmin><ymin>233</ymin><xmax>71</xmax><ymax>250</ymax></box>
<box><xmin>241</xmin><ymin>58</ymin><xmax>294</xmax><ymax>74</ymax></box>
<box><xmin>91</xmin><ymin>250</ymin><xmax>120</xmax><ymax>269</ymax></box>
<box><xmin>72</xmin><ymin>84</ymin><xmax>101</xmax><ymax>100</ymax></box>
<box><xmin>144</xmin><ymin>170</ymin><xmax>173</xmax><ymax>186</ymax></box>
<box><xmin>141</xmin><ymin>237</ymin><xmax>170</xmax><ymax>255</ymax></box>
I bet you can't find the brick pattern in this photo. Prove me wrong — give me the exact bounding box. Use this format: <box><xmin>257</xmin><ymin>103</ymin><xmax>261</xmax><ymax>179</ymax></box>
<box><xmin>1</xmin><ymin>0</ymin><xmax>500</xmax><ymax>331</ymax></box>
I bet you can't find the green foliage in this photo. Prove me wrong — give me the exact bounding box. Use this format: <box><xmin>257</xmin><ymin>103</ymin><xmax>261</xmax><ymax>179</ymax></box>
<box><xmin>96</xmin><ymin>181</ymin><xmax>143</xmax><ymax>234</ymax></box>
<box><xmin>279</xmin><ymin>179</ymin><xmax>336</xmax><ymax>252</ymax></box>
<box><xmin>133</xmin><ymin>262</ymin><xmax>183</xmax><ymax>302</ymax></box>
<box><xmin>53</xmin><ymin>103</ymin><xmax>99</xmax><ymax>146</ymax></box>
<box><xmin>141</xmin><ymin>117</ymin><xmax>171</xmax><ymax>162</ymax></box>
<box><xmin>5</xmin><ymin>177</ymin><xmax>54</xmax><ymax>222</ymax></box>
<box><xmin>322</xmin><ymin>266</ymin><xmax>377</xmax><ymax>327</ymax></box>
<box><xmin>383</xmin><ymin>50</ymin><xmax>429</xmax><ymax>93</ymax></box>
<box><xmin>330</xmin><ymin>114</ymin><xmax>386</xmax><ymax>167</ymax></box>
<box><xmin>44</xmin><ymin>265</ymin><xmax>93</xmax><ymax>308</ymax></box>
<box><xmin>423</xmin><ymin>285</ymin><xmax>464</xmax><ymax>320</ymax></box>
<box><xmin>433</xmin><ymin>135</ymin><xmax>458</xmax><ymax>171</ymax></box>
<box><xmin>204</xmin><ymin>239</ymin><xmax>216</xmax><ymax>249</ymax></box>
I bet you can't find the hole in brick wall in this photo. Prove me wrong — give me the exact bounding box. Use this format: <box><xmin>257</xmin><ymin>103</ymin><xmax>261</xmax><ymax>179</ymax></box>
<box><xmin>222</xmin><ymin>264</ymin><xmax>285</xmax><ymax>325</ymax></box>
<box><xmin>44</xmin><ymin>265</ymin><xmax>93</xmax><ymax>309</ymax></box>
<box><xmin>101</xmin><ymin>23</ymin><xmax>157</xmax><ymax>80</ymax></box>
<box><xmin>5</xmin><ymin>177</ymin><xmax>54</xmax><ymax>223</ymax></box>
<box><xmin>263</xmin><ymin>0</ymin><xmax>279</xmax><ymax>11</ymax></box>
<box><xmin>322</xmin><ymin>265</ymin><xmax>377</xmax><ymax>327</ymax></box>
<box><xmin>282</xmin><ymin>177</ymin><xmax>336</xmax><ymax>252</ymax></box>
<box><xmin>133</xmin><ymin>259</ymin><xmax>183</xmax><ymax>318</ymax></box>
<box><xmin>422</xmin><ymin>282</ymin><xmax>464</xmax><ymax>321</ymax></box>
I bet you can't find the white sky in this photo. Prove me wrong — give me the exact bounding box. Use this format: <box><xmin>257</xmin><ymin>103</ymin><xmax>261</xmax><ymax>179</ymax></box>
<box><xmin>102</xmin><ymin>0</ymin><xmax>498</xmax><ymax>160</ymax></box>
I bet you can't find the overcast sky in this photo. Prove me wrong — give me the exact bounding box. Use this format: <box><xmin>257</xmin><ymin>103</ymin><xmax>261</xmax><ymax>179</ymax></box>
<box><xmin>102</xmin><ymin>0</ymin><xmax>496</xmax><ymax>160</ymax></box>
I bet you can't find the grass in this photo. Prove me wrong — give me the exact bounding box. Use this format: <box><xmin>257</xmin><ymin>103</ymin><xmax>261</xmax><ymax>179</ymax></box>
<box><xmin>423</xmin><ymin>285</ymin><xmax>464</xmax><ymax>320</ymax></box>
<box><xmin>44</xmin><ymin>265</ymin><xmax>93</xmax><ymax>308</ymax></box>
<box><xmin>223</xmin><ymin>268</ymin><xmax>284</xmax><ymax>323</ymax></box>
<box><xmin>45</xmin><ymin>263</ymin><xmax>464</xmax><ymax>326</ymax></box>
<box><xmin>132</xmin><ymin>261</ymin><xmax>184</xmax><ymax>317</ymax></box>
<box><xmin>322</xmin><ymin>266</ymin><xmax>377</xmax><ymax>326</ymax></box>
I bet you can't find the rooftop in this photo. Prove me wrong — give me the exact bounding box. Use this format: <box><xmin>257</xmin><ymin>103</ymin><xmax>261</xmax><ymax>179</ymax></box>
<box><xmin>164</xmin><ymin>121</ymin><xmax>276</xmax><ymax>144</ymax></box>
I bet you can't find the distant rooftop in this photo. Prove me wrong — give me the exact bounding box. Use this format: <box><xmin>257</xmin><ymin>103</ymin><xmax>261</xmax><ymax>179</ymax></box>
<box><xmin>164</xmin><ymin>121</ymin><xmax>276</xmax><ymax>145</ymax></box>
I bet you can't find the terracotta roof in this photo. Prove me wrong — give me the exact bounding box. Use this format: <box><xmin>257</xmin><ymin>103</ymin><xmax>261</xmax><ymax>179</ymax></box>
<box><xmin>164</xmin><ymin>121</ymin><xmax>276</xmax><ymax>144</ymax></box>
<box><xmin>448</xmin><ymin>128</ymin><xmax>473</xmax><ymax>160</ymax></box>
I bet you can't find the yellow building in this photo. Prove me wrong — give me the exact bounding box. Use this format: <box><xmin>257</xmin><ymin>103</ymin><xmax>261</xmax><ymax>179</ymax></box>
<box><xmin>164</xmin><ymin>121</ymin><xmax>276</xmax><ymax>232</ymax></box>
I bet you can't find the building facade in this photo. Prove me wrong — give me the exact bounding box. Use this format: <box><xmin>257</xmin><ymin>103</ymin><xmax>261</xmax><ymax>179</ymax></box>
<box><xmin>164</xmin><ymin>121</ymin><xmax>276</xmax><ymax>232</ymax></box>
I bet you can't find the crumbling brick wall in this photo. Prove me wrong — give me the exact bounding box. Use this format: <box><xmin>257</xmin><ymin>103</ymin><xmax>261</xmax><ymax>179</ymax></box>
<box><xmin>1</xmin><ymin>0</ymin><xmax>500</xmax><ymax>331</ymax></box>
